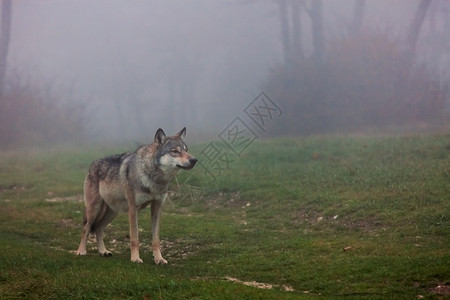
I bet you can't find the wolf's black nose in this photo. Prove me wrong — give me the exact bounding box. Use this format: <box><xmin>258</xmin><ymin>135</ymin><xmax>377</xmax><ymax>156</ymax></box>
<box><xmin>189</xmin><ymin>157</ymin><xmax>198</xmax><ymax>165</ymax></box>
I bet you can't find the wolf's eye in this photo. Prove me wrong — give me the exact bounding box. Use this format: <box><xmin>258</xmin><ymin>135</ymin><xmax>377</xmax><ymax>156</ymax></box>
<box><xmin>170</xmin><ymin>149</ymin><xmax>180</xmax><ymax>155</ymax></box>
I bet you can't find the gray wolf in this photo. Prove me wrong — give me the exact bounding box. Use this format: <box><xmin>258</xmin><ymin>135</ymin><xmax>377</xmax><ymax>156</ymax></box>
<box><xmin>76</xmin><ymin>128</ymin><xmax>197</xmax><ymax>264</ymax></box>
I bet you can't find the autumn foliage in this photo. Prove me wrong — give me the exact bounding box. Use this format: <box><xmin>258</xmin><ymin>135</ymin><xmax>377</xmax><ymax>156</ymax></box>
<box><xmin>263</xmin><ymin>32</ymin><xmax>448</xmax><ymax>135</ymax></box>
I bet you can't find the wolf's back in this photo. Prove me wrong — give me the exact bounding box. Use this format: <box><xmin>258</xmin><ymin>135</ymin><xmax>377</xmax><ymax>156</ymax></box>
<box><xmin>86</xmin><ymin>152</ymin><xmax>133</xmax><ymax>183</ymax></box>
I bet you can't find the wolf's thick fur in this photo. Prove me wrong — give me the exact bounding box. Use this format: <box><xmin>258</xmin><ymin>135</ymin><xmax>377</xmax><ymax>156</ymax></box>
<box><xmin>76</xmin><ymin>128</ymin><xmax>197</xmax><ymax>264</ymax></box>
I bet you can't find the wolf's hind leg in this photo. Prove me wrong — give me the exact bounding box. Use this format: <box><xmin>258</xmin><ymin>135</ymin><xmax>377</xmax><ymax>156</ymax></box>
<box><xmin>77</xmin><ymin>180</ymin><xmax>103</xmax><ymax>255</ymax></box>
<box><xmin>76</xmin><ymin>211</ymin><xmax>90</xmax><ymax>255</ymax></box>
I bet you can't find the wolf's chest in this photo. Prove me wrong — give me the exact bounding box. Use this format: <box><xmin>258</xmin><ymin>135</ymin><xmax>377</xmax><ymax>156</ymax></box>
<box><xmin>135</xmin><ymin>191</ymin><xmax>167</xmax><ymax>210</ymax></box>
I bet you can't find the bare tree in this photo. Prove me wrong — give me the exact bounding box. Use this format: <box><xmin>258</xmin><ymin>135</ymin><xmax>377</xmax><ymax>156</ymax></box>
<box><xmin>0</xmin><ymin>0</ymin><xmax>12</xmax><ymax>100</ymax></box>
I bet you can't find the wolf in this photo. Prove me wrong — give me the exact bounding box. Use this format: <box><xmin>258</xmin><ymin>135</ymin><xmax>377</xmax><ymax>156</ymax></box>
<box><xmin>76</xmin><ymin>127</ymin><xmax>197</xmax><ymax>264</ymax></box>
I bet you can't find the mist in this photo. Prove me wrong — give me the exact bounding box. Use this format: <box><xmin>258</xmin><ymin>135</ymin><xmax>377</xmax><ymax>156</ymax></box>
<box><xmin>2</xmin><ymin>0</ymin><xmax>449</xmax><ymax>147</ymax></box>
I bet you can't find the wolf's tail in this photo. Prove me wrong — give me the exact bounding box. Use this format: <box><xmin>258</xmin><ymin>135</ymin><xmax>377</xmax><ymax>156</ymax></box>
<box><xmin>88</xmin><ymin>201</ymin><xmax>108</xmax><ymax>234</ymax></box>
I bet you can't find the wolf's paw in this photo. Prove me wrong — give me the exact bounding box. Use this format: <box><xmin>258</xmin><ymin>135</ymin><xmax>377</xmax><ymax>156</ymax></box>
<box><xmin>100</xmin><ymin>251</ymin><xmax>112</xmax><ymax>257</ymax></box>
<box><xmin>131</xmin><ymin>257</ymin><xmax>144</xmax><ymax>263</ymax></box>
<box><xmin>76</xmin><ymin>250</ymin><xmax>87</xmax><ymax>256</ymax></box>
<box><xmin>155</xmin><ymin>257</ymin><xmax>168</xmax><ymax>265</ymax></box>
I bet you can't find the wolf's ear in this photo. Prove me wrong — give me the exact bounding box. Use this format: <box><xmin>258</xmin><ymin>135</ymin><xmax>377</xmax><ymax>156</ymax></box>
<box><xmin>175</xmin><ymin>127</ymin><xmax>186</xmax><ymax>140</ymax></box>
<box><xmin>154</xmin><ymin>128</ymin><xmax>166</xmax><ymax>144</ymax></box>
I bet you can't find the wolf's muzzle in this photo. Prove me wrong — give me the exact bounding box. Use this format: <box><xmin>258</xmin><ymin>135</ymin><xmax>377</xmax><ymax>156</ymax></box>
<box><xmin>189</xmin><ymin>157</ymin><xmax>198</xmax><ymax>165</ymax></box>
<box><xmin>177</xmin><ymin>157</ymin><xmax>197</xmax><ymax>170</ymax></box>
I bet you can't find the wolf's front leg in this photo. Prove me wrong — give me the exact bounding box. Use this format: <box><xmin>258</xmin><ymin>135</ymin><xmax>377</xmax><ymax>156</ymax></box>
<box><xmin>151</xmin><ymin>200</ymin><xmax>167</xmax><ymax>265</ymax></box>
<box><xmin>128</xmin><ymin>205</ymin><xmax>143</xmax><ymax>263</ymax></box>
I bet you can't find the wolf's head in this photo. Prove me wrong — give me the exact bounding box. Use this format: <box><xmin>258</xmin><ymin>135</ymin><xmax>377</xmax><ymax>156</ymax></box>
<box><xmin>154</xmin><ymin>128</ymin><xmax>197</xmax><ymax>171</ymax></box>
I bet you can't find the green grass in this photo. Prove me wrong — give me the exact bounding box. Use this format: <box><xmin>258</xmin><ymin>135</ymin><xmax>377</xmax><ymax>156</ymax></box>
<box><xmin>1</xmin><ymin>135</ymin><xmax>449</xmax><ymax>299</ymax></box>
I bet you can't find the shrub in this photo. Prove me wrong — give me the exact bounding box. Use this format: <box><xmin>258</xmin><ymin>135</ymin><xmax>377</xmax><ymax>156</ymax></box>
<box><xmin>0</xmin><ymin>70</ymin><xmax>85</xmax><ymax>149</ymax></box>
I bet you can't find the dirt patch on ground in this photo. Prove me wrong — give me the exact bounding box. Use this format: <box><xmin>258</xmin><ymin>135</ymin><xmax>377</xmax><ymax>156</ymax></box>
<box><xmin>337</xmin><ymin>217</ymin><xmax>386</xmax><ymax>232</ymax></box>
<box><xmin>430</xmin><ymin>283</ymin><xmax>450</xmax><ymax>296</ymax></box>
<box><xmin>66</xmin><ymin>235</ymin><xmax>198</xmax><ymax>262</ymax></box>
<box><xmin>57</xmin><ymin>218</ymin><xmax>77</xmax><ymax>228</ymax></box>
<box><xmin>162</xmin><ymin>238</ymin><xmax>201</xmax><ymax>262</ymax></box>
<box><xmin>224</xmin><ymin>276</ymin><xmax>294</xmax><ymax>292</ymax></box>
<box><xmin>292</xmin><ymin>209</ymin><xmax>385</xmax><ymax>233</ymax></box>
<box><xmin>46</xmin><ymin>194</ymin><xmax>83</xmax><ymax>202</ymax></box>
<box><xmin>0</xmin><ymin>184</ymin><xmax>28</xmax><ymax>192</ymax></box>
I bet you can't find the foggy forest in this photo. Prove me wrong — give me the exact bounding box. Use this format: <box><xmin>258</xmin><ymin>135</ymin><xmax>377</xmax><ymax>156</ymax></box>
<box><xmin>0</xmin><ymin>0</ymin><xmax>449</xmax><ymax>148</ymax></box>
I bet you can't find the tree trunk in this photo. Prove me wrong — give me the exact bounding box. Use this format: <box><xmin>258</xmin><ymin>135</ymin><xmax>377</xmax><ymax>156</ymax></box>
<box><xmin>310</xmin><ymin>0</ymin><xmax>325</xmax><ymax>66</ymax></box>
<box><xmin>0</xmin><ymin>0</ymin><xmax>12</xmax><ymax>100</ymax></box>
<box><xmin>350</xmin><ymin>0</ymin><xmax>365</xmax><ymax>36</ymax></box>
<box><xmin>277</xmin><ymin>1</ymin><xmax>291</xmax><ymax>66</ymax></box>
<box><xmin>291</xmin><ymin>0</ymin><xmax>304</xmax><ymax>62</ymax></box>
<box><xmin>406</xmin><ymin>0</ymin><xmax>432</xmax><ymax>60</ymax></box>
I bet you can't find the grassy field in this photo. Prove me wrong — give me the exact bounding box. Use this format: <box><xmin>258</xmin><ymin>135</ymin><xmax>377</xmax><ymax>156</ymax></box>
<box><xmin>0</xmin><ymin>134</ymin><xmax>449</xmax><ymax>299</ymax></box>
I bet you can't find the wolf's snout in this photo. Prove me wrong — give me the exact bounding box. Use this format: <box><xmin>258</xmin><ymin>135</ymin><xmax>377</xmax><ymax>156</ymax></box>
<box><xmin>176</xmin><ymin>157</ymin><xmax>197</xmax><ymax>170</ymax></box>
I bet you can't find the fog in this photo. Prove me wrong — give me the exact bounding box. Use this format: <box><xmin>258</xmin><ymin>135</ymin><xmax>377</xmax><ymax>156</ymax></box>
<box><xmin>3</xmin><ymin>0</ymin><xmax>449</xmax><ymax>145</ymax></box>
